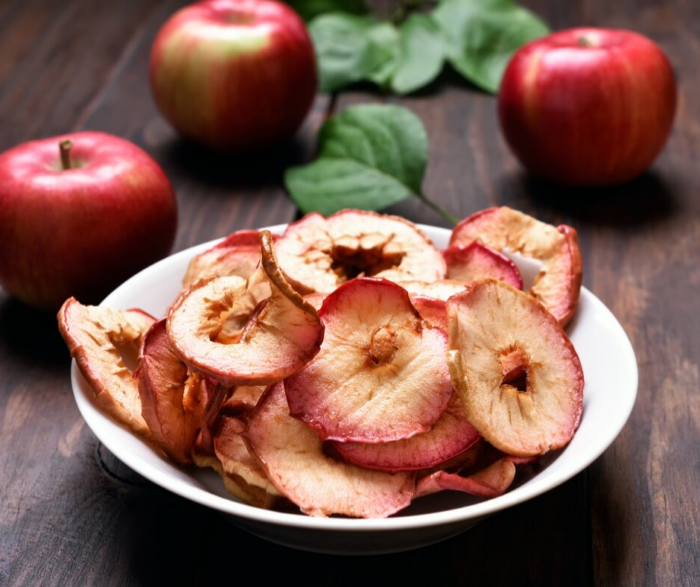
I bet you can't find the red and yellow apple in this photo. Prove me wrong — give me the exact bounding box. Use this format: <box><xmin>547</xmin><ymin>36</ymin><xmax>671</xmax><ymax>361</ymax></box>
<box><xmin>150</xmin><ymin>0</ymin><xmax>317</xmax><ymax>152</ymax></box>
<box><xmin>499</xmin><ymin>27</ymin><xmax>677</xmax><ymax>186</ymax></box>
<box><xmin>0</xmin><ymin>132</ymin><xmax>177</xmax><ymax>310</ymax></box>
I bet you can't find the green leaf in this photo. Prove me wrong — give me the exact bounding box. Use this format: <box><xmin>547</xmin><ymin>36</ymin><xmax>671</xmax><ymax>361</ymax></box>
<box><xmin>285</xmin><ymin>104</ymin><xmax>428</xmax><ymax>215</ymax></box>
<box><xmin>309</xmin><ymin>13</ymin><xmax>400</xmax><ymax>93</ymax></box>
<box><xmin>391</xmin><ymin>14</ymin><xmax>445</xmax><ymax>95</ymax></box>
<box><xmin>365</xmin><ymin>23</ymin><xmax>401</xmax><ymax>88</ymax></box>
<box><xmin>285</xmin><ymin>159</ymin><xmax>415</xmax><ymax>216</ymax></box>
<box><xmin>285</xmin><ymin>0</ymin><xmax>367</xmax><ymax>22</ymax></box>
<box><xmin>433</xmin><ymin>0</ymin><xmax>549</xmax><ymax>93</ymax></box>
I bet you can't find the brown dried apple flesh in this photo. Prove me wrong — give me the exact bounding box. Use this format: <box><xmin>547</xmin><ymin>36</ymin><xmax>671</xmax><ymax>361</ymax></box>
<box><xmin>58</xmin><ymin>298</ymin><xmax>155</xmax><ymax>437</ymax></box>
<box><xmin>285</xmin><ymin>278</ymin><xmax>453</xmax><ymax>443</ymax></box>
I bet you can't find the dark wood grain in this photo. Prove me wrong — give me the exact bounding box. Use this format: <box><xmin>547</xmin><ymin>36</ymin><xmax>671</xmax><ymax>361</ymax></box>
<box><xmin>1</xmin><ymin>0</ymin><xmax>699</xmax><ymax>585</ymax></box>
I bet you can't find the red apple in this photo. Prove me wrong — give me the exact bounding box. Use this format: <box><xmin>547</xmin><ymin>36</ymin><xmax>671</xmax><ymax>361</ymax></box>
<box><xmin>150</xmin><ymin>0</ymin><xmax>317</xmax><ymax>152</ymax></box>
<box><xmin>498</xmin><ymin>28</ymin><xmax>677</xmax><ymax>186</ymax></box>
<box><xmin>0</xmin><ymin>132</ymin><xmax>177</xmax><ymax>310</ymax></box>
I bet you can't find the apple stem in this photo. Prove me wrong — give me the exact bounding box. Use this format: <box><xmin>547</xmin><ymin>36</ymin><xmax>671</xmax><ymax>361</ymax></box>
<box><xmin>59</xmin><ymin>139</ymin><xmax>73</xmax><ymax>170</ymax></box>
<box><xmin>416</xmin><ymin>193</ymin><xmax>459</xmax><ymax>226</ymax></box>
<box><xmin>578</xmin><ymin>36</ymin><xmax>593</xmax><ymax>47</ymax></box>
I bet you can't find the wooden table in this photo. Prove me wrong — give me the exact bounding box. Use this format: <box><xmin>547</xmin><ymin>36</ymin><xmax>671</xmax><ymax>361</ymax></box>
<box><xmin>1</xmin><ymin>0</ymin><xmax>698</xmax><ymax>584</ymax></box>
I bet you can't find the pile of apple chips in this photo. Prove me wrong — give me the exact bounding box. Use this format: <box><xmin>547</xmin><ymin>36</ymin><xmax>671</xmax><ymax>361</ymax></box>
<box><xmin>58</xmin><ymin>208</ymin><xmax>584</xmax><ymax>518</ymax></box>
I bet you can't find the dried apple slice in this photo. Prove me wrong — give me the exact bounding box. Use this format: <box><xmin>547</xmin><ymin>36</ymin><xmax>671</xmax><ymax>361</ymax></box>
<box><xmin>58</xmin><ymin>299</ymin><xmax>155</xmax><ymax>436</ymax></box>
<box><xmin>410</xmin><ymin>295</ymin><xmax>448</xmax><ymax>331</ymax></box>
<box><xmin>450</xmin><ymin>207</ymin><xmax>582</xmax><ymax>325</ymax></box>
<box><xmin>275</xmin><ymin>210</ymin><xmax>446</xmax><ymax>294</ymax></box>
<box><xmin>214</xmin><ymin>414</ymin><xmax>280</xmax><ymax>508</ymax></box>
<box><xmin>285</xmin><ymin>278</ymin><xmax>453</xmax><ymax>443</ymax></box>
<box><xmin>400</xmin><ymin>279</ymin><xmax>469</xmax><ymax>301</ymax></box>
<box><xmin>443</xmin><ymin>242</ymin><xmax>523</xmax><ymax>289</ymax></box>
<box><xmin>415</xmin><ymin>458</ymin><xmax>517</xmax><ymax>499</ymax></box>
<box><xmin>137</xmin><ymin>318</ymin><xmax>202</xmax><ymax>463</ymax></box>
<box><xmin>244</xmin><ymin>383</ymin><xmax>415</xmax><ymax>518</ymax></box>
<box><xmin>447</xmin><ymin>280</ymin><xmax>584</xmax><ymax>456</ymax></box>
<box><xmin>167</xmin><ymin>231</ymin><xmax>324</xmax><ymax>386</ymax></box>
<box><xmin>331</xmin><ymin>393</ymin><xmax>480</xmax><ymax>472</ymax></box>
<box><xmin>220</xmin><ymin>385</ymin><xmax>266</xmax><ymax>413</ymax></box>
<box><xmin>183</xmin><ymin>230</ymin><xmax>264</xmax><ymax>287</ymax></box>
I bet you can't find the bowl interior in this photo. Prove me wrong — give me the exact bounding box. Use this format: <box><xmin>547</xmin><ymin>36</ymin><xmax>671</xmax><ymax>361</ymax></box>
<box><xmin>71</xmin><ymin>223</ymin><xmax>637</xmax><ymax>532</ymax></box>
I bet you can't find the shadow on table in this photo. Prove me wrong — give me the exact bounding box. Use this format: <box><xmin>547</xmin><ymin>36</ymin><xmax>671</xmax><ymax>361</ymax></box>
<box><xmin>0</xmin><ymin>293</ymin><xmax>67</xmax><ymax>369</ymax></box>
<box><xmin>499</xmin><ymin>170</ymin><xmax>679</xmax><ymax>228</ymax></box>
<box><xmin>117</xmin><ymin>472</ymin><xmax>604</xmax><ymax>587</ymax></box>
<box><xmin>158</xmin><ymin>133</ymin><xmax>311</xmax><ymax>193</ymax></box>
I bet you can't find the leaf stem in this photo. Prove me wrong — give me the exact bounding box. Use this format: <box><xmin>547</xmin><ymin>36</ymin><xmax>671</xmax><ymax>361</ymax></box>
<box><xmin>416</xmin><ymin>193</ymin><xmax>459</xmax><ymax>225</ymax></box>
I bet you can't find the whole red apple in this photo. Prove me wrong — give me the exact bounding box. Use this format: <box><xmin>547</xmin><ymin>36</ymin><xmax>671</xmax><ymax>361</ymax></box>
<box><xmin>150</xmin><ymin>0</ymin><xmax>317</xmax><ymax>152</ymax></box>
<box><xmin>0</xmin><ymin>132</ymin><xmax>177</xmax><ymax>311</ymax></box>
<box><xmin>498</xmin><ymin>28</ymin><xmax>677</xmax><ymax>186</ymax></box>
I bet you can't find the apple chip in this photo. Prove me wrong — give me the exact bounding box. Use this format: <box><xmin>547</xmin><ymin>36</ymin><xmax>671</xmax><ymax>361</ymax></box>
<box><xmin>275</xmin><ymin>210</ymin><xmax>446</xmax><ymax>294</ymax></box>
<box><xmin>450</xmin><ymin>207</ymin><xmax>582</xmax><ymax>325</ymax></box>
<box><xmin>447</xmin><ymin>280</ymin><xmax>584</xmax><ymax>457</ymax></box>
<box><xmin>332</xmin><ymin>393</ymin><xmax>480</xmax><ymax>472</ymax></box>
<box><xmin>400</xmin><ymin>279</ymin><xmax>469</xmax><ymax>301</ymax></box>
<box><xmin>167</xmin><ymin>231</ymin><xmax>324</xmax><ymax>386</ymax></box>
<box><xmin>410</xmin><ymin>295</ymin><xmax>448</xmax><ymax>331</ymax></box>
<box><xmin>415</xmin><ymin>458</ymin><xmax>517</xmax><ymax>499</ymax></box>
<box><xmin>443</xmin><ymin>242</ymin><xmax>523</xmax><ymax>289</ymax></box>
<box><xmin>58</xmin><ymin>298</ymin><xmax>155</xmax><ymax>437</ymax></box>
<box><xmin>244</xmin><ymin>383</ymin><xmax>415</xmax><ymax>518</ymax></box>
<box><xmin>183</xmin><ymin>230</ymin><xmax>264</xmax><ymax>287</ymax></box>
<box><xmin>137</xmin><ymin>318</ymin><xmax>203</xmax><ymax>463</ymax></box>
<box><xmin>214</xmin><ymin>414</ymin><xmax>280</xmax><ymax>508</ymax></box>
<box><xmin>285</xmin><ymin>278</ymin><xmax>453</xmax><ymax>443</ymax></box>
<box><xmin>220</xmin><ymin>385</ymin><xmax>266</xmax><ymax>413</ymax></box>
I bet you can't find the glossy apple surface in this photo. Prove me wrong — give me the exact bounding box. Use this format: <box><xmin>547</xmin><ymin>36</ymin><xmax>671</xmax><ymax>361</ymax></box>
<box><xmin>150</xmin><ymin>0</ymin><xmax>317</xmax><ymax>152</ymax></box>
<box><xmin>499</xmin><ymin>28</ymin><xmax>677</xmax><ymax>186</ymax></box>
<box><xmin>0</xmin><ymin>132</ymin><xmax>177</xmax><ymax>310</ymax></box>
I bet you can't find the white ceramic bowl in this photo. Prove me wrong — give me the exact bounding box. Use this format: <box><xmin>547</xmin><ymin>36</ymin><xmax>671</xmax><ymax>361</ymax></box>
<box><xmin>71</xmin><ymin>224</ymin><xmax>638</xmax><ymax>555</ymax></box>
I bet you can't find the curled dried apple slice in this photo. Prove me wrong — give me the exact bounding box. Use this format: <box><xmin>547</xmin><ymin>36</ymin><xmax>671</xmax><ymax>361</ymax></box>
<box><xmin>244</xmin><ymin>383</ymin><xmax>415</xmax><ymax>518</ymax></box>
<box><xmin>332</xmin><ymin>393</ymin><xmax>480</xmax><ymax>472</ymax></box>
<box><xmin>415</xmin><ymin>458</ymin><xmax>517</xmax><ymax>499</ymax></box>
<box><xmin>275</xmin><ymin>210</ymin><xmax>446</xmax><ymax>294</ymax></box>
<box><xmin>183</xmin><ymin>230</ymin><xmax>264</xmax><ymax>287</ymax></box>
<box><xmin>443</xmin><ymin>242</ymin><xmax>523</xmax><ymax>289</ymax></box>
<box><xmin>58</xmin><ymin>298</ymin><xmax>155</xmax><ymax>436</ymax></box>
<box><xmin>447</xmin><ymin>280</ymin><xmax>584</xmax><ymax>456</ymax></box>
<box><xmin>450</xmin><ymin>207</ymin><xmax>582</xmax><ymax>325</ymax></box>
<box><xmin>137</xmin><ymin>319</ymin><xmax>201</xmax><ymax>463</ymax></box>
<box><xmin>285</xmin><ymin>278</ymin><xmax>453</xmax><ymax>443</ymax></box>
<box><xmin>167</xmin><ymin>231</ymin><xmax>324</xmax><ymax>386</ymax></box>
<box><xmin>214</xmin><ymin>414</ymin><xmax>280</xmax><ymax>508</ymax></box>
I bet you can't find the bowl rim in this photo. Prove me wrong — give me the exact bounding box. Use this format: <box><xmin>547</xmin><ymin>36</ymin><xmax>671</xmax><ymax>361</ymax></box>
<box><xmin>71</xmin><ymin>222</ymin><xmax>638</xmax><ymax>533</ymax></box>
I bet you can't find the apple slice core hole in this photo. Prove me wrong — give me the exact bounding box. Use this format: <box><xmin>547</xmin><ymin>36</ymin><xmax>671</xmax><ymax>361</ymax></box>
<box><xmin>500</xmin><ymin>346</ymin><xmax>529</xmax><ymax>393</ymax></box>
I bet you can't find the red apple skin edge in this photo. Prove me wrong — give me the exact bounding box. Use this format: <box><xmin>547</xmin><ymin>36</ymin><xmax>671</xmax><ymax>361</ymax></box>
<box><xmin>150</xmin><ymin>0</ymin><xmax>317</xmax><ymax>152</ymax></box>
<box><xmin>0</xmin><ymin>132</ymin><xmax>177</xmax><ymax>311</ymax></box>
<box><xmin>498</xmin><ymin>28</ymin><xmax>677</xmax><ymax>186</ymax></box>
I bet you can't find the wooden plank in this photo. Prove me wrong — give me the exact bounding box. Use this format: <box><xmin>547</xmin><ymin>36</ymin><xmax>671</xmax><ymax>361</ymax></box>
<box><xmin>0</xmin><ymin>1</ymin><xmax>328</xmax><ymax>585</ymax></box>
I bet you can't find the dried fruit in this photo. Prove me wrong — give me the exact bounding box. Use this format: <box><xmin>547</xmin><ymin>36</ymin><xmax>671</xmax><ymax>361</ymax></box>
<box><xmin>450</xmin><ymin>207</ymin><xmax>582</xmax><ymax>325</ymax></box>
<box><xmin>58</xmin><ymin>298</ymin><xmax>155</xmax><ymax>436</ymax></box>
<box><xmin>285</xmin><ymin>278</ymin><xmax>453</xmax><ymax>443</ymax></box>
<box><xmin>167</xmin><ymin>231</ymin><xmax>324</xmax><ymax>386</ymax></box>
<box><xmin>275</xmin><ymin>210</ymin><xmax>446</xmax><ymax>294</ymax></box>
<box><xmin>447</xmin><ymin>280</ymin><xmax>584</xmax><ymax>456</ymax></box>
<box><xmin>183</xmin><ymin>230</ymin><xmax>264</xmax><ymax>287</ymax></box>
<box><xmin>244</xmin><ymin>383</ymin><xmax>415</xmax><ymax>518</ymax></box>
<box><xmin>443</xmin><ymin>242</ymin><xmax>522</xmax><ymax>289</ymax></box>
<box><xmin>332</xmin><ymin>393</ymin><xmax>480</xmax><ymax>472</ymax></box>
